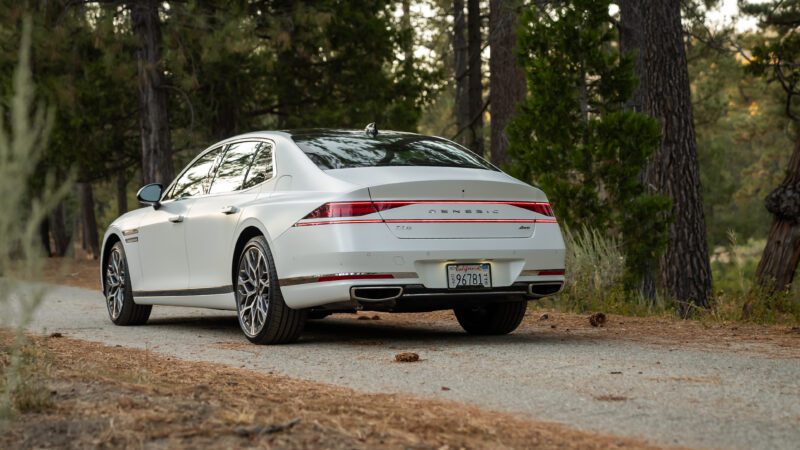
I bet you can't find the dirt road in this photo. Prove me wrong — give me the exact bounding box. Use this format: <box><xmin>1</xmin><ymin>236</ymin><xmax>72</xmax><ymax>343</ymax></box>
<box><xmin>24</xmin><ymin>285</ymin><xmax>800</xmax><ymax>450</ymax></box>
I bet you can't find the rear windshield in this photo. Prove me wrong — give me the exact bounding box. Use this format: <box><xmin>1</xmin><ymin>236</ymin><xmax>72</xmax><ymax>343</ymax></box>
<box><xmin>291</xmin><ymin>132</ymin><xmax>497</xmax><ymax>171</ymax></box>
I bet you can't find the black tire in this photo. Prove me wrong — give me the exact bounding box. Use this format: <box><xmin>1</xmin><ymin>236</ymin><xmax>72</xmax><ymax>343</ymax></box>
<box><xmin>454</xmin><ymin>300</ymin><xmax>527</xmax><ymax>335</ymax></box>
<box><xmin>235</xmin><ymin>236</ymin><xmax>306</xmax><ymax>344</ymax></box>
<box><xmin>104</xmin><ymin>241</ymin><xmax>152</xmax><ymax>325</ymax></box>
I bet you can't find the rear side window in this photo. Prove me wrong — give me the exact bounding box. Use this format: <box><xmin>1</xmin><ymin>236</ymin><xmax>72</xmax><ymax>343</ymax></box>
<box><xmin>208</xmin><ymin>141</ymin><xmax>260</xmax><ymax>195</ymax></box>
<box><xmin>292</xmin><ymin>132</ymin><xmax>497</xmax><ymax>171</ymax></box>
<box><xmin>242</xmin><ymin>142</ymin><xmax>274</xmax><ymax>189</ymax></box>
<box><xmin>167</xmin><ymin>146</ymin><xmax>223</xmax><ymax>199</ymax></box>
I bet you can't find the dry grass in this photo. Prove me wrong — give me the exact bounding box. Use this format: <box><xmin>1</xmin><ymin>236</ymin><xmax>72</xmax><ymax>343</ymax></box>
<box><xmin>0</xmin><ymin>332</ymin><xmax>667</xmax><ymax>450</ymax></box>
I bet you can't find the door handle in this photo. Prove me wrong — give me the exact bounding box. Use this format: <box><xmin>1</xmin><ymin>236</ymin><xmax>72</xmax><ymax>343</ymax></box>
<box><xmin>221</xmin><ymin>205</ymin><xmax>239</xmax><ymax>215</ymax></box>
<box><xmin>168</xmin><ymin>215</ymin><xmax>184</xmax><ymax>223</ymax></box>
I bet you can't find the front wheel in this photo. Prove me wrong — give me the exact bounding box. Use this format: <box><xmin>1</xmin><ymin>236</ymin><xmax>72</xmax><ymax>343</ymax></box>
<box><xmin>105</xmin><ymin>241</ymin><xmax>151</xmax><ymax>325</ymax></box>
<box><xmin>235</xmin><ymin>236</ymin><xmax>306</xmax><ymax>344</ymax></box>
<box><xmin>454</xmin><ymin>301</ymin><xmax>527</xmax><ymax>335</ymax></box>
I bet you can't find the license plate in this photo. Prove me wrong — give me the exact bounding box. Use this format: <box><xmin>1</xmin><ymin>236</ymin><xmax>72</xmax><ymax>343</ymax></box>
<box><xmin>447</xmin><ymin>263</ymin><xmax>492</xmax><ymax>289</ymax></box>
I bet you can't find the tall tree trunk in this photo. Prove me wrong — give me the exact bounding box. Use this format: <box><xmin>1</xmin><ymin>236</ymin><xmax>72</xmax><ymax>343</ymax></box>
<box><xmin>754</xmin><ymin>132</ymin><xmax>800</xmax><ymax>295</ymax></box>
<box><xmin>50</xmin><ymin>202</ymin><xmax>69</xmax><ymax>257</ymax></box>
<box><xmin>642</xmin><ymin>0</ymin><xmax>712</xmax><ymax>313</ymax></box>
<box><xmin>466</xmin><ymin>0</ymin><xmax>484</xmax><ymax>155</ymax></box>
<box><xmin>131</xmin><ymin>0</ymin><xmax>173</xmax><ymax>186</ymax></box>
<box><xmin>453</xmin><ymin>0</ymin><xmax>469</xmax><ymax>146</ymax></box>
<box><xmin>401</xmin><ymin>0</ymin><xmax>413</xmax><ymax>64</ymax></box>
<box><xmin>620</xmin><ymin>0</ymin><xmax>656</xmax><ymax>300</ymax></box>
<box><xmin>489</xmin><ymin>0</ymin><xmax>525</xmax><ymax>167</ymax></box>
<box><xmin>619</xmin><ymin>0</ymin><xmax>644</xmax><ymax>112</ymax></box>
<box><xmin>40</xmin><ymin>217</ymin><xmax>52</xmax><ymax>257</ymax></box>
<box><xmin>117</xmin><ymin>173</ymin><xmax>128</xmax><ymax>216</ymax></box>
<box><xmin>77</xmin><ymin>182</ymin><xmax>100</xmax><ymax>260</ymax></box>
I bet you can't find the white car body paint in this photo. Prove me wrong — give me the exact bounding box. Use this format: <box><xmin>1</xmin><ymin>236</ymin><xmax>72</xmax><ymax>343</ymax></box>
<box><xmin>101</xmin><ymin>130</ymin><xmax>566</xmax><ymax>312</ymax></box>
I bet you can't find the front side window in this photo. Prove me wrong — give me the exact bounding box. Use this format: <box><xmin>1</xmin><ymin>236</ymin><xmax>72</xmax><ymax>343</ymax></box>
<box><xmin>167</xmin><ymin>146</ymin><xmax>223</xmax><ymax>200</ymax></box>
<box><xmin>292</xmin><ymin>131</ymin><xmax>497</xmax><ymax>171</ymax></box>
<box><xmin>208</xmin><ymin>141</ymin><xmax>260</xmax><ymax>195</ymax></box>
<box><xmin>242</xmin><ymin>142</ymin><xmax>274</xmax><ymax>189</ymax></box>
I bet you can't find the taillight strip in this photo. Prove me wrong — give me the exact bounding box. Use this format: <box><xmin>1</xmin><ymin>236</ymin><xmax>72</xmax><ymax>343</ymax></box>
<box><xmin>295</xmin><ymin>218</ymin><xmax>558</xmax><ymax>226</ymax></box>
<box><xmin>279</xmin><ymin>272</ymin><xmax>418</xmax><ymax>286</ymax></box>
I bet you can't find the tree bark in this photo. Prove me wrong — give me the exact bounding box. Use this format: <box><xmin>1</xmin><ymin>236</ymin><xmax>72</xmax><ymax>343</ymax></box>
<box><xmin>453</xmin><ymin>0</ymin><xmax>469</xmax><ymax>147</ymax></box>
<box><xmin>77</xmin><ymin>182</ymin><xmax>100</xmax><ymax>260</ymax></box>
<box><xmin>466</xmin><ymin>0</ymin><xmax>484</xmax><ymax>155</ymax></box>
<box><xmin>620</xmin><ymin>0</ymin><xmax>656</xmax><ymax>300</ymax></box>
<box><xmin>50</xmin><ymin>202</ymin><xmax>69</xmax><ymax>257</ymax></box>
<box><xmin>641</xmin><ymin>0</ymin><xmax>712</xmax><ymax>312</ymax></box>
<box><xmin>40</xmin><ymin>217</ymin><xmax>52</xmax><ymax>257</ymax></box>
<box><xmin>754</xmin><ymin>132</ymin><xmax>800</xmax><ymax>294</ymax></box>
<box><xmin>489</xmin><ymin>0</ymin><xmax>525</xmax><ymax>167</ymax></box>
<box><xmin>131</xmin><ymin>0</ymin><xmax>173</xmax><ymax>186</ymax></box>
<box><xmin>117</xmin><ymin>173</ymin><xmax>128</xmax><ymax>216</ymax></box>
<box><xmin>619</xmin><ymin>0</ymin><xmax>645</xmax><ymax>112</ymax></box>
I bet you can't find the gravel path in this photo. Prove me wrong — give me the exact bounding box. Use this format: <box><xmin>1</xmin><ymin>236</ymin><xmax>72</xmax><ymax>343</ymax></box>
<box><xmin>24</xmin><ymin>285</ymin><xmax>800</xmax><ymax>450</ymax></box>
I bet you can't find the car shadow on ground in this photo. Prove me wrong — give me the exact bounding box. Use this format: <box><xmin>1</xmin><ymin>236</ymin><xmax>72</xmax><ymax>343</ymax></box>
<box><xmin>143</xmin><ymin>313</ymin><xmax>593</xmax><ymax>348</ymax></box>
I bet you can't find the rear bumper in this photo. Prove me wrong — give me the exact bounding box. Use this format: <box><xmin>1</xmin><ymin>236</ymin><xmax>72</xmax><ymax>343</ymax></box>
<box><xmin>272</xmin><ymin>221</ymin><xmax>566</xmax><ymax>309</ymax></box>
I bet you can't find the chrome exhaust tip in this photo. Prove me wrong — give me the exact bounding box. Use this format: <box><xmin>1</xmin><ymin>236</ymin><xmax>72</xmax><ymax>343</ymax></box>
<box><xmin>350</xmin><ymin>286</ymin><xmax>404</xmax><ymax>302</ymax></box>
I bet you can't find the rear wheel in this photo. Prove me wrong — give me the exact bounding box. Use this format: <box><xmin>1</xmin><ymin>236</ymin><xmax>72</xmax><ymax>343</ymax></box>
<box><xmin>235</xmin><ymin>236</ymin><xmax>306</xmax><ymax>344</ymax></box>
<box><xmin>105</xmin><ymin>242</ymin><xmax>151</xmax><ymax>325</ymax></box>
<box><xmin>454</xmin><ymin>301</ymin><xmax>527</xmax><ymax>335</ymax></box>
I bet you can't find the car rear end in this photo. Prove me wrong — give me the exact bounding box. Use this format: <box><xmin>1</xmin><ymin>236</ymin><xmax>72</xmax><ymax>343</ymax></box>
<box><xmin>271</xmin><ymin>131</ymin><xmax>566</xmax><ymax>312</ymax></box>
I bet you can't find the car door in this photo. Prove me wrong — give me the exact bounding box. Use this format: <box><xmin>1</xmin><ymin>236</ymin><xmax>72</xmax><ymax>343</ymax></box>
<box><xmin>135</xmin><ymin>146</ymin><xmax>224</xmax><ymax>293</ymax></box>
<box><xmin>185</xmin><ymin>140</ymin><xmax>275</xmax><ymax>290</ymax></box>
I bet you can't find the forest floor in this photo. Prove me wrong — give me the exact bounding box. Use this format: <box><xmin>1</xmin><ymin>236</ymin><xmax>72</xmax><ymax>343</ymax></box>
<box><xmin>2</xmin><ymin>257</ymin><xmax>797</xmax><ymax>449</ymax></box>
<box><xmin>0</xmin><ymin>331</ymin><xmax>662</xmax><ymax>450</ymax></box>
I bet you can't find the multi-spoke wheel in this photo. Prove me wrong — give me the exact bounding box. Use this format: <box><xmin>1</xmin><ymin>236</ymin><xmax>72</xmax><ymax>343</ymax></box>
<box><xmin>235</xmin><ymin>236</ymin><xmax>306</xmax><ymax>344</ymax></box>
<box><xmin>104</xmin><ymin>241</ymin><xmax>151</xmax><ymax>325</ymax></box>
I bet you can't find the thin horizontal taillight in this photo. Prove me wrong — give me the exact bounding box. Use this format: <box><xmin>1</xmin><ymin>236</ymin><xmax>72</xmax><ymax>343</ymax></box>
<box><xmin>317</xmin><ymin>273</ymin><xmax>394</xmax><ymax>282</ymax></box>
<box><xmin>296</xmin><ymin>200</ymin><xmax>556</xmax><ymax>226</ymax></box>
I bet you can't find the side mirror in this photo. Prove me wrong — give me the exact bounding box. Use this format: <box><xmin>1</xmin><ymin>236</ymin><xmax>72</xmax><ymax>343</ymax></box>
<box><xmin>137</xmin><ymin>183</ymin><xmax>163</xmax><ymax>210</ymax></box>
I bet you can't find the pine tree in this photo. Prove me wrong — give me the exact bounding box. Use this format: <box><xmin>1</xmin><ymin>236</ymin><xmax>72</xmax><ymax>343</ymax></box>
<box><xmin>508</xmin><ymin>0</ymin><xmax>669</xmax><ymax>288</ymax></box>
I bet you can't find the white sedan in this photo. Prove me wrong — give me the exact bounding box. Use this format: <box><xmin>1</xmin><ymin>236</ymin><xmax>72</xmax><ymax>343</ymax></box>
<box><xmin>101</xmin><ymin>127</ymin><xmax>566</xmax><ymax>344</ymax></box>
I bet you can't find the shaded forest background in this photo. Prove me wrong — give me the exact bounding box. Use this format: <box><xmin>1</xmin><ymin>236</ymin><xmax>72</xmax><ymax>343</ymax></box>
<box><xmin>1</xmin><ymin>0</ymin><xmax>799</xmax><ymax>319</ymax></box>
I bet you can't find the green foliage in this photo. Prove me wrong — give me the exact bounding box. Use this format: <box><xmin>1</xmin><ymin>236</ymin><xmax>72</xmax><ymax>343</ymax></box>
<box><xmin>507</xmin><ymin>0</ymin><xmax>669</xmax><ymax>288</ymax></box>
<box><xmin>689</xmin><ymin>32</ymin><xmax>791</xmax><ymax>248</ymax></box>
<box><xmin>534</xmin><ymin>227</ymin><xmax>673</xmax><ymax>316</ymax></box>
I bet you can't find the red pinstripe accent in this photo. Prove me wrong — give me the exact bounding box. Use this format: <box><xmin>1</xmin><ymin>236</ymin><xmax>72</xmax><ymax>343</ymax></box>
<box><xmin>295</xmin><ymin>218</ymin><xmax>557</xmax><ymax>226</ymax></box>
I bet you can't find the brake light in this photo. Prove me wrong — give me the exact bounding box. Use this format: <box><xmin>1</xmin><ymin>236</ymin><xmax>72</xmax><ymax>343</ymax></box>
<box><xmin>302</xmin><ymin>202</ymin><xmax>378</xmax><ymax>219</ymax></box>
<box><xmin>509</xmin><ymin>202</ymin><xmax>554</xmax><ymax>217</ymax></box>
<box><xmin>317</xmin><ymin>273</ymin><xmax>394</xmax><ymax>282</ymax></box>
<box><xmin>295</xmin><ymin>200</ymin><xmax>557</xmax><ymax>226</ymax></box>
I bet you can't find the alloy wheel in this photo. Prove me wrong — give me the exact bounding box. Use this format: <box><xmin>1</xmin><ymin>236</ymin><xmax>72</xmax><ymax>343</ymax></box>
<box><xmin>105</xmin><ymin>248</ymin><xmax>125</xmax><ymax>320</ymax></box>
<box><xmin>237</xmin><ymin>245</ymin><xmax>270</xmax><ymax>337</ymax></box>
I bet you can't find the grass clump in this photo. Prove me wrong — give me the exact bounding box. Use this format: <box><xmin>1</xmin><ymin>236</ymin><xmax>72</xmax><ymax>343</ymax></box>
<box><xmin>0</xmin><ymin>338</ymin><xmax>52</xmax><ymax>415</ymax></box>
<box><xmin>534</xmin><ymin>227</ymin><xmax>672</xmax><ymax>316</ymax></box>
<box><xmin>536</xmin><ymin>227</ymin><xmax>799</xmax><ymax>325</ymax></box>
